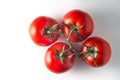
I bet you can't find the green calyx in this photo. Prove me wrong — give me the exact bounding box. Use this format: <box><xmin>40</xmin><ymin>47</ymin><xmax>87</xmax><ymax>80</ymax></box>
<box><xmin>55</xmin><ymin>45</ymin><xmax>74</xmax><ymax>64</ymax></box>
<box><xmin>64</xmin><ymin>22</ymin><xmax>83</xmax><ymax>41</ymax></box>
<box><xmin>84</xmin><ymin>45</ymin><xmax>98</xmax><ymax>60</ymax></box>
<box><xmin>42</xmin><ymin>24</ymin><xmax>58</xmax><ymax>41</ymax></box>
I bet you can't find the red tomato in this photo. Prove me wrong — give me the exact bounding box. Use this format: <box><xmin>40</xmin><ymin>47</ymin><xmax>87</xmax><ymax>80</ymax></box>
<box><xmin>29</xmin><ymin>16</ymin><xmax>59</xmax><ymax>46</ymax></box>
<box><xmin>62</xmin><ymin>9</ymin><xmax>94</xmax><ymax>42</ymax></box>
<box><xmin>45</xmin><ymin>42</ymin><xmax>75</xmax><ymax>73</ymax></box>
<box><xmin>80</xmin><ymin>37</ymin><xmax>111</xmax><ymax>67</ymax></box>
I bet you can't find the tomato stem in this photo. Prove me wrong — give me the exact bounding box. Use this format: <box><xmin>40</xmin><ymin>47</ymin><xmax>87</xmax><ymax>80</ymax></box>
<box><xmin>54</xmin><ymin>29</ymin><xmax>82</xmax><ymax>56</ymax></box>
<box><xmin>45</xmin><ymin>23</ymin><xmax>83</xmax><ymax>56</ymax></box>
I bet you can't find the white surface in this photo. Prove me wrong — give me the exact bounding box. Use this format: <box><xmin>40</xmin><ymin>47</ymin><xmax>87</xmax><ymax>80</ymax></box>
<box><xmin>0</xmin><ymin>0</ymin><xmax>120</xmax><ymax>80</ymax></box>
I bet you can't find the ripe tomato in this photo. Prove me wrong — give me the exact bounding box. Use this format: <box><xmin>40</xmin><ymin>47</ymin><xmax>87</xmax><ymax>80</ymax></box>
<box><xmin>62</xmin><ymin>9</ymin><xmax>94</xmax><ymax>42</ymax></box>
<box><xmin>80</xmin><ymin>37</ymin><xmax>111</xmax><ymax>67</ymax></box>
<box><xmin>29</xmin><ymin>16</ymin><xmax>59</xmax><ymax>46</ymax></box>
<box><xmin>45</xmin><ymin>42</ymin><xmax>75</xmax><ymax>73</ymax></box>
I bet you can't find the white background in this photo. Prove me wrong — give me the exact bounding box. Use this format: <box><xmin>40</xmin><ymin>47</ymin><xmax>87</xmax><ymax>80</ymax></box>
<box><xmin>0</xmin><ymin>0</ymin><xmax>120</xmax><ymax>80</ymax></box>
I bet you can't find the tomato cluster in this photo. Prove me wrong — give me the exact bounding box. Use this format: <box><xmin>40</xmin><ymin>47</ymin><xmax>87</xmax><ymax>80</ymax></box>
<box><xmin>29</xmin><ymin>9</ymin><xmax>111</xmax><ymax>74</ymax></box>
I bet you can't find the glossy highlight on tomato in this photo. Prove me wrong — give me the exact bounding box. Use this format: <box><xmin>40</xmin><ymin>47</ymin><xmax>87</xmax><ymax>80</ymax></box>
<box><xmin>80</xmin><ymin>37</ymin><xmax>111</xmax><ymax>67</ymax></box>
<box><xmin>29</xmin><ymin>16</ymin><xmax>59</xmax><ymax>46</ymax></box>
<box><xmin>62</xmin><ymin>9</ymin><xmax>94</xmax><ymax>42</ymax></box>
<box><xmin>45</xmin><ymin>42</ymin><xmax>75</xmax><ymax>74</ymax></box>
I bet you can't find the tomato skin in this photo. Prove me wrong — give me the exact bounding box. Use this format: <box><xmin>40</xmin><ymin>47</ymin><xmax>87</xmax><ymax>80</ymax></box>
<box><xmin>45</xmin><ymin>42</ymin><xmax>75</xmax><ymax>74</ymax></box>
<box><xmin>80</xmin><ymin>37</ymin><xmax>111</xmax><ymax>67</ymax></box>
<box><xmin>62</xmin><ymin>9</ymin><xmax>94</xmax><ymax>42</ymax></box>
<box><xmin>29</xmin><ymin>16</ymin><xmax>59</xmax><ymax>46</ymax></box>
